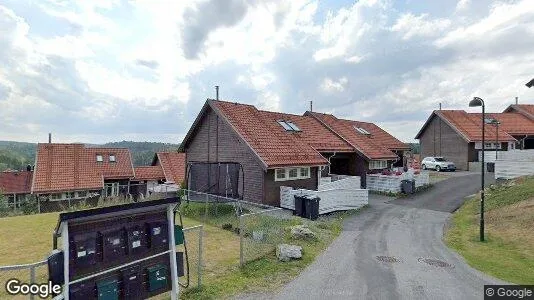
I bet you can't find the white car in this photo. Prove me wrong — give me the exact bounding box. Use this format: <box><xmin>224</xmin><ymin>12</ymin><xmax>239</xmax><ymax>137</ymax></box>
<box><xmin>421</xmin><ymin>156</ymin><xmax>456</xmax><ymax>172</ymax></box>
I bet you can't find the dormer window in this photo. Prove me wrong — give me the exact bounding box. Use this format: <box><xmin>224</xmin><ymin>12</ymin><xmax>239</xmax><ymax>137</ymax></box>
<box><xmin>278</xmin><ymin>120</ymin><xmax>301</xmax><ymax>132</ymax></box>
<box><xmin>96</xmin><ymin>155</ymin><xmax>103</xmax><ymax>162</ymax></box>
<box><xmin>109</xmin><ymin>155</ymin><xmax>116</xmax><ymax>162</ymax></box>
<box><xmin>354</xmin><ymin>126</ymin><xmax>371</xmax><ymax>135</ymax></box>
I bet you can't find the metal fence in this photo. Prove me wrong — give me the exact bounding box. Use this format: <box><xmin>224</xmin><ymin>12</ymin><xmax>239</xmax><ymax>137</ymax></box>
<box><xmin>0</xmin><ymin>260</ymin><xmax>48</xmax><ymax>300</ymax></box>
<box><xmin>239</xmin><ymin>206</ymin><xmax>290</xmax><ymax>266</ymax></box>
<box><xmin>179</xmin><ymin>225</ymin><xmax>204</xmax><ymax>292</ymax></box>
<box><xmin>0</xmin><ymin>225</ymin><xmax>203</xmax><ymax>299</ymax></box>
<box><xmin>180</xmin><ymin>188</ymin><xmax>292</xmax><ymax>266</ymax></box>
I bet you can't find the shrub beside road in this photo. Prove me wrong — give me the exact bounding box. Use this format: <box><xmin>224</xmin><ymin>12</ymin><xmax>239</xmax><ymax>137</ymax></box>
<box><xmin>445</xmin><ymin>176</ymin><xmax>534</xmax><ymax>284</ymax></box>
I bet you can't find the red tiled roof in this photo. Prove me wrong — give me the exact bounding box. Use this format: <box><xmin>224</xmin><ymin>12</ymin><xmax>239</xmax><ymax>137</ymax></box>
<box><xmin>32</xmin><ymin>144</ymin><xmax>135</xmax><ymax>193</ymax></box>
<box><xmin>134</xmin><ymin>166</ymin><xmax>165</xmax><ymax>181</ymax></box>
<box><xmin>342</xmin><ymin>120</ymin><xmax>409</xmax><ymax>150</ymax></box>
<box><xmin>0</xmin><ymin>171</ymin><xmax>32</xmax><ymax>194</ymax></box>
<box><xmin>504</xmin><ymin>104</ymin><xmax>534</xmax><ymax>120</ymax></box>
<box><xmin>436</xmin><ymin>110</ymin><xmax>515</xmax><ymax>142</ymax></box>
<box><xmin>259</xmin><ymin>111</ymin><xmax>353</xmax><ymax>152</ymax></box>
<box><xmin>474</xmin><ymin>113</ymin><xmax>534</xmax><ymax>135</ymax></box>
<box><xmin>156</xmin><ymin>152</ymin><xmax>186</xmax><ymax>184</ymax></box>
<box><xmin>212</xmin><ymin>101</ymin><xmax>329</xmax><ymax>167</ymax></box>
<box><xmin>307</xmin><ymin>112</ymin><xmax>399</xmax><ymax>160</ymax></box>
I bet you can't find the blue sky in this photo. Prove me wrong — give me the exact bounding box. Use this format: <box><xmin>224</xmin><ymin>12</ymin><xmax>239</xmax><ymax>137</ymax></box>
<box><xmin>0</xmin><ymin>0</ymin><xmax>533</xmax><ymax>144</ymax></box>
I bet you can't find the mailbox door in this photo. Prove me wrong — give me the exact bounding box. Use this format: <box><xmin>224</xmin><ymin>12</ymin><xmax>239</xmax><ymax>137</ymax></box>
<box><xmin>121</xmin><ymin>265</ymin><xmax>142</xmax><ymax>299</ymax></box>
<box><xmin>127</xmin><ymin>225</ymin><xmax>146</xmax><ymax>255</ymax></box>
<box><xmin>72</xmin><ymin>232</ymin><xmax>98</xmax><ymax>267</ymax></box>
<box><xmin>100</xmin><ymin>229</ymin><xmax>126</xmax><ymax>262</ymax></box>
<box><xmin>70</xmin><ymin>281</ymin><xmax>96</xmax><ymax>300</ymax></box>
<box><xmin>147</xmin><ymin>264</ymin><xmax>168</xmax><ymax>292</ymax></box>
<box><xmin>96</xmin><ymin>277</ymin><xmax>119</xmax><ymax>300</ymax></box>
<box><xmin>146</xmin><ymin>222</ymin><xmax>168</xmax><ymax>249</ymax></box>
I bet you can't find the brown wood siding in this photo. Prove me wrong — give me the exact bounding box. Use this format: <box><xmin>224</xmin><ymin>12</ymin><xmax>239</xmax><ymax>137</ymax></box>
<box><xmin>419</xmin><ymin>115</ymin><xmax>469</xmax><ymax>170</ymax></box>
<box><xmin>263</xmin><ymin>167</ymin><xmax>318</xmax><ymax>207</ymax></box>
<box><xmin>184</xmin><ymin>107</ymin><xmax>265</xmax><ymax>203</ymax></box>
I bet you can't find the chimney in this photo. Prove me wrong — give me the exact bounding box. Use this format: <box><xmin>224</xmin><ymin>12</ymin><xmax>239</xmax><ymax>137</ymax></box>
<box><xmin>439</xmin><ymin>102</ymin><xmax>442</xmax><ymax>110</ymax></box>
<box><xmin>310</xmin><ymin>101</ymin><xmax>313</xmax><ymax>112</ymax></box>
<box><xmin>215</xmin><ymin>85</ymin><xmax>219</xmax><ymax>100</ymax></box>
<box><xmin>48</xmin><ymin>133</ymin><xmax>52</xmax><ymax>143</ymax></box>
<box><xmin>515</xmin><ymin>96</ymin><xmax>518</xmax><ymax>105</ymax></box>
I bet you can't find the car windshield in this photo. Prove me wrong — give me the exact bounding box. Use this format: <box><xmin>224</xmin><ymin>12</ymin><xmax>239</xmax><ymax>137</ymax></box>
<box><xmin>434</xmin><ymin>157</ymin><xmax>446</xmax><ymax>162</ymax></box>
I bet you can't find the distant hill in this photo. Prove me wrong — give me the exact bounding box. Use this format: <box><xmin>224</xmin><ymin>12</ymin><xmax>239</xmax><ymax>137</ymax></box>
<box><xmin>0</xmin><ymin>140</ymin><xmax>180</xmax><ymax>171</ymax></box>
<box><xmin>0</xmin><ymin>141</ymin><xmax>37</xmax><ymax>171</ymax></box>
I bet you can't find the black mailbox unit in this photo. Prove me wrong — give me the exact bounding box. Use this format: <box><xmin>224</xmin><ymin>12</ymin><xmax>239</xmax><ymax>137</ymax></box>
<box><xmin>52</xmin><ymin>197</ymin><xmax>181</xmax><ymax>300</ymax></box>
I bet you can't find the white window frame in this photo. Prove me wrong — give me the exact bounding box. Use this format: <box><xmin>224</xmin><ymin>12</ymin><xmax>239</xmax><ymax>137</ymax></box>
<box><xmin>369</xmin><ymin>160</ymin><xmax>388</xmax><ymax>170</ymax></box>
<box><xmin>96</xmin><ymin>154</ymin><xmax>104</xmax><ymax>162</ymax></box>
<box><xmin>109</xmin><ymin>154</ymin><xmax>116</xmax><ymax>162</ymax></box>
<box><xmin>274</xmin><ymin>167</ymin><xmax>311</xmax><ymax>181</ymax></box>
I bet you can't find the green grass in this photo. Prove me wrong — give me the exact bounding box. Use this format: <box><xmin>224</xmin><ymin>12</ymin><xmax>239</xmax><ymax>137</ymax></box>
<box><xmin>445</xmin><ymin>177</ymin><xmax>534</xmax><ymax>284</ymax></box>
<box><xmin>180</xmin><ymin>202</ymin><xmax>364</xmax><ymax>299</ymax></box>
<box><xmin>0</xmin><ymin>202</ymin><xmax>366</xmax><ymax>299</ymax></box>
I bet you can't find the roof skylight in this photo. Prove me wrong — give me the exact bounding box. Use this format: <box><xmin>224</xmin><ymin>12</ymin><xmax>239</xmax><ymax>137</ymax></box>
<box><xmin>354</xmin><ymin>126</ymin><xmax>371</xmax><ymax>135</ymax></box>
<box><xmin>278</xmin><ymin>120</ymin><xmax>301</xmax><ymax>132</ymax></box>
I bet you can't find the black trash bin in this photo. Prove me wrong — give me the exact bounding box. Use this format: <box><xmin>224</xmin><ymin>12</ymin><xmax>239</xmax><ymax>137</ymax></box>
<box><xmin>401</xmin><ymin>179</ymin><xmax>415</xmax><ymax>194</ymax></box>
<box><xmin>487</xmin><ymin>162</ymin><xmax>495</xmax><ymax>173</ymax></box>
<box><xmin>293</xmin><ymin>195</ymin><xmax>306</xmax><ymax>217</ymax></box>
<box><xmin>303</xmin><ymin>195</ymin><xmax>320</xmax><ymax>220</ymax></box>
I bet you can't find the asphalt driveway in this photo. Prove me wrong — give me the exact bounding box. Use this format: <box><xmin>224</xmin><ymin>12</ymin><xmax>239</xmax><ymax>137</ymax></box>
<box><xmin>273</xmin><ymin>173</ymin><xmax>504</xmax><ymax>300</ymax></box>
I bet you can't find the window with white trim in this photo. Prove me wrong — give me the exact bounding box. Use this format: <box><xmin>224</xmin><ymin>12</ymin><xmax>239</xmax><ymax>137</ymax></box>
<box><xmin>109</xmin><ymin>155</ymin><xmax>116</xmax><ymax>162</ymax></box>
<box><xmin>274</xmin><ymin>167</ymin><xmax>311</xmax><ymax>181</ymax></box>
<box><xmin>96</xmin><ymin>155</ymin><xmax>103</xmax><ymax>162</ymax></box>
<box><xmin>369</xmin><ymin>160</ymin><xmax>388</xmax><ymax>170</ymax></box>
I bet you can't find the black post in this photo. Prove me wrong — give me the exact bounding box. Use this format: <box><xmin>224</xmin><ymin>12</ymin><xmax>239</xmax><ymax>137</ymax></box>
<box><xmin>496</xmin><ymin>123</ymin><xmax>499</xmax><ymax>160</ymax></box>
<box><xmin>480</xmin><ymin>103</ymin><xmax>485</xmax><ymax>242</ymax></box>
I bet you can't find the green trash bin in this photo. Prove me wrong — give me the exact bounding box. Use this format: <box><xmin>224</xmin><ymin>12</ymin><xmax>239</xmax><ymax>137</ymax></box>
<box><xmin>174</xmin><ymin>225</ymin><xmax>184</xmax><ymax>245</ymax></box>
<box><xmin>96</xmin><ymin>278</ymin><xmax>119</xmax><ymax>300</ymax></box>
<box><xmin>147</xmin><ymin>264</ymin><xmax>169</xmax><ymax>292</ymax></box>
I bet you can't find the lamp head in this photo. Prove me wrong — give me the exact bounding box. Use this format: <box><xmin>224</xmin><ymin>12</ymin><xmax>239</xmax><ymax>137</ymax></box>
<box><xmin>469</xmin><ymin>97</ymin><xmax>484</xmax><ymax>107</ymax></box>
<box><xmin>526</xmin><ymin>78</ymin><xmax>534</xmax><ymax>88</ymax></box>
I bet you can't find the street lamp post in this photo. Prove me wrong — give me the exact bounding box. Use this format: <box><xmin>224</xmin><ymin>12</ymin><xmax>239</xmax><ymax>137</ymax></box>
<box><xmin>469</xmin><ymin>97</ymin><xmax>485</xmax><ymax>242</ymax></box>
<box><xmin>485</xmin><ymin>118</ymin><xmax>501</xmax><ymax>160</ymax></box>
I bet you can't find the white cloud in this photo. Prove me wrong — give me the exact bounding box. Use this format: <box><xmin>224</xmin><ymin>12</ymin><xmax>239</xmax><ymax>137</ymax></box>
<box><xmin>436</xmin><ymin>0</ymin><xmax>534</xmax><ymax>48</ymax></box>
<box><xmin>455</xmin><ymin>0</ymin><xmax>470</xmax><ymax>11</ymax></box>
<box><xmin>1</xmin><ymin>0</ymin><xmax>534</xmax><ymax>144</ymax></box>
<box><xmin>391</xmin><ymin>13</ymin><xmax>451</xmax><ymax>40</ymax></box>
<box><xmin>321</xmin><ymin>77</ymin><xmax>348</xmax><ymax>93</ymax></box>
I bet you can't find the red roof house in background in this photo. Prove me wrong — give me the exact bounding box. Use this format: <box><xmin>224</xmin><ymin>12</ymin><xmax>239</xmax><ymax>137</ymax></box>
<box><xmin>153</xmin><ymin>152</ymin><xmax>186</xmax><ymax>185</ymax></box>
<box><xmin>32</xmin><ymin>143</ymin><xmax>136</xmax><ymax>199</ymax></box>
<box><xmin>180</xmin><ymin>99</ymin><xmax>408</xmax><ymax>206</ymax></box>
<box><xmin>0</xmin><ymin>170</ymin><xmax>33</xmax><ymax>208</ymax></box>
<box><xmin>416</xmin><ymin>105</ymin><xmax>534</xmax><ymax>170</ymax></box>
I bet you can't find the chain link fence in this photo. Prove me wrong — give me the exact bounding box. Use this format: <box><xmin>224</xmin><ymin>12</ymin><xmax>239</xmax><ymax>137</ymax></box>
<box><xmin>178</xmin><ymin>225</ymin><xmax>203</xmax><ymax>293</ymax></box>
<box><xmin>238</xmin><ymin>203</ymin><xmax>292</xmax><ymax>266</ymax></box>
<box><xmin>180</xmin><ymin>189</ymin><xmax>295</xmax><ymax>266</ymax></box>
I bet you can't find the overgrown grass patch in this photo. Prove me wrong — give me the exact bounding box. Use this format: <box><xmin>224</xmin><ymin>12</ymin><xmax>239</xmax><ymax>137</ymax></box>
<box><xmin>445</xmin><ymin>176</ymin><xmax>534</xmax><ymax>284</ymax></box>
